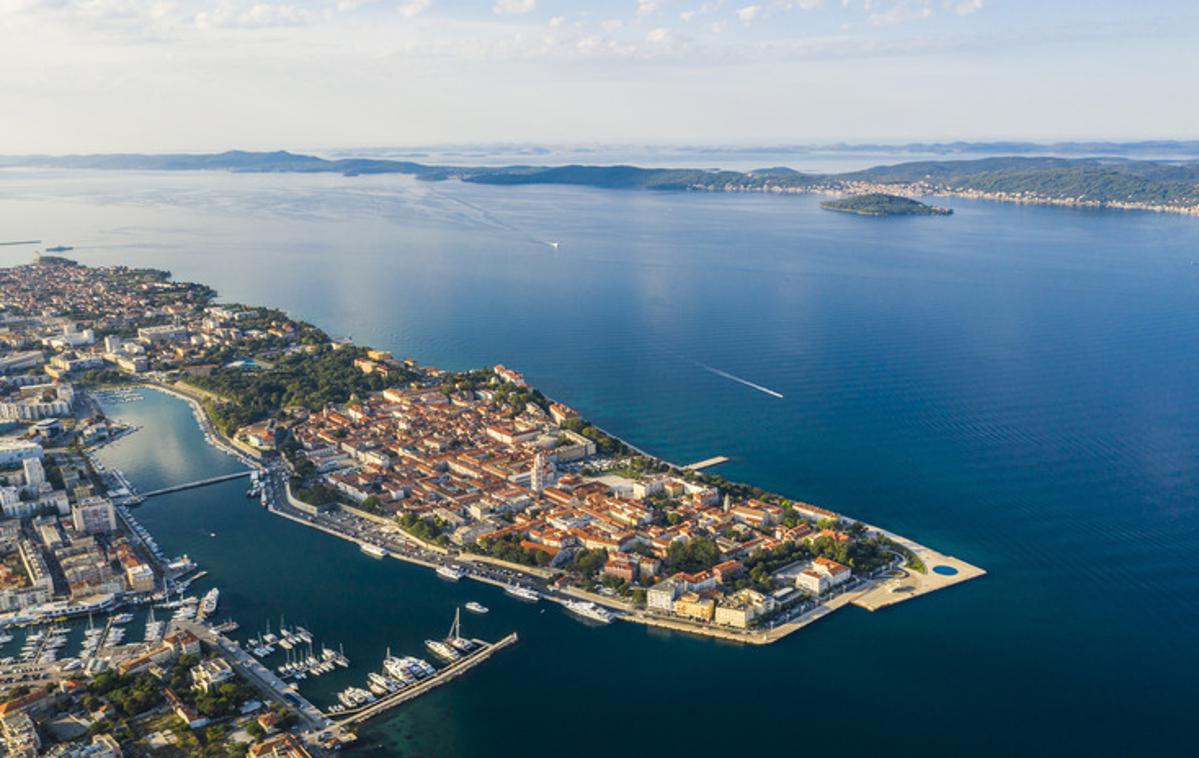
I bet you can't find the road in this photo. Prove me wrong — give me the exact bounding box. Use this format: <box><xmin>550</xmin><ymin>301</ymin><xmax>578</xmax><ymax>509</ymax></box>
<box><xmin>256</xmin><ymin>460</ymin><xmax>559</xmax><ymax>601</ymax></box>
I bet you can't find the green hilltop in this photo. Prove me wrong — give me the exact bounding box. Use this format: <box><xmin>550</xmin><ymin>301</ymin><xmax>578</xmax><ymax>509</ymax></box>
<box><xmin>819</xmin><ymin>193</ymin><xmax>952</xmax><ymax>217</ymax></box>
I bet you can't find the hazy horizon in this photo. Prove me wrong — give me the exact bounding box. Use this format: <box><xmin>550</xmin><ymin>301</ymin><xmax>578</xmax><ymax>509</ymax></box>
<box><xmin>3</xmin><ymin>1</ymin><xmax>1197</xmax><ymax>153</ymax></box>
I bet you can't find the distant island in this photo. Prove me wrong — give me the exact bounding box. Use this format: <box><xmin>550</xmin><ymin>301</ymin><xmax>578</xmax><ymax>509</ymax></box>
<box><xmin>820</xmin><ymin>193</ymin><xmax>952</xmax><ymax>217</ymax></box>
<box><xmin>3</xmin><ymin>150</ymin><xmax>1198</xmax><ymax>216</ymax></box>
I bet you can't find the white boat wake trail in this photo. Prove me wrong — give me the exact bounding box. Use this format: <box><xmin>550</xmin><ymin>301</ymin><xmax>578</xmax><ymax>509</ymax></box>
<box><xmin>433</xmin><ymin>190</ymin><xmax>554</xmax><ymax>249</ymax></box>
<box><xmin>696</xmin><ymin>362</ymin><xmax>785</xmax><ymax>399</ymax></box>
<box><xmin>657</xmin><ymin>346</ymin><xmax>783</xmax><ymax>399</ymax></box>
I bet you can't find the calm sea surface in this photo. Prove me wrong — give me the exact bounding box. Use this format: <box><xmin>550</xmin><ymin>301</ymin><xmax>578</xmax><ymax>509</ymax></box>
<box><xmin>3</xmin><ymin>168</ymin><xmax>1199</xmax><ymax>756</ymax></box>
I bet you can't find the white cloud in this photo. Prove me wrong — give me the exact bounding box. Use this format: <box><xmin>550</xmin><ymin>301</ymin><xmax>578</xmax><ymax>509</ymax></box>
<box><xmin>240</xmin><ymin>3</ymin><xmax>309</xmax><ymax>25</ymax></box>
<box><xmin>548</xmin><ymin>14</ymin><xmax>565</xmax><ymax>27</ymax></box>
<box><xmin>398</xmin><ymin>0</ymin><xmax>429</xmax><ymax>18</ymax></box>
<box><xmin>646</xmin><ymin>26</ymin><xmax>671</xmax><ymax>43</ymax></box>
<box><xmin>195</xmin><ymin>1</ymin><xmax>316</xmax><ymax>29</ymax></box>
<box><xmin>953</xmin><ymin>0</ymin><xmax>983</xmax><ymax>15</ymax></box>
<box><xmin>636</xmin><ymin>1</ymin><xmax>658</xmax><ymax>17</ymax></box>
<box><xmin>867</xmin><ymin>0</ymin><xmax>934</xmax><ymax>26</ymax></box>
<box><xmin>736</xmin><ymin>4</ymin><xmax>761</xmax><ymax>24</ymax></box>
<box><xmin>493</xmin><ymin>0</ymin><xmax>535</xmax><ymax>14</ymax></box>
<box><xmin>73</xmin><ymin>0</ymin><xmax>154</xmax><ymax>18</ymax></box>
<box><xmin>0</xmin><ymin>0</ymin><xmax>43</xmax><ymax>11</ymax></box>
<box><xmin>2</xmin><ymin>0</ymin><xmax>1170</xmax><ymax>155</ymax></box>
<box><xmin>680</xmin><ymin>1</ymin><xmax>723</xmax><ymax>22</ymax></box>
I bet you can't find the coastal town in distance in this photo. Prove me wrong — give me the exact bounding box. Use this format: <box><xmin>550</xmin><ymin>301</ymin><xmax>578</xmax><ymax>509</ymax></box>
<box><xmin>0</xmin><ymin>255</ymin><xmax>983</xmax><ymax>754</ymax></box>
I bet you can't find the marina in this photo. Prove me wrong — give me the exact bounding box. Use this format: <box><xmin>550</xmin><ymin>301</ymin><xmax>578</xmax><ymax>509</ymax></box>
<box><xmin>334</xmin><ymin>632</ymin><xmax>519</xmax><ymax>727</ymax></box>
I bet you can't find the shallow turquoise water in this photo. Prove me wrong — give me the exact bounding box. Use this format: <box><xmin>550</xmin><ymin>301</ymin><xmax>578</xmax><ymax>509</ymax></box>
<box><xmin>6</xmin><ymin>167</ymin><xmax>1196</xmax><ymax>756</ymax></box>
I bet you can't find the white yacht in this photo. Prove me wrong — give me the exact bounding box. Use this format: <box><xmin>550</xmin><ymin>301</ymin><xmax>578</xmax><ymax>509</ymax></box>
<box><xmin>423</xmin><ymin>639</ymin><xmax>460</xmax><ymax>662</ymax></box>
<box><xmin>563</xmin><ymin>600</ymin><xmax>615</xmax><ymax>624</ymax></box>
<box><xmin>199</xmin><ymin>588</ymin><xmax>219</xmax><ymax>618</ymax></box>
<box><xmin>360</xmin><ymin>543</ymin><xmax>386</xmax><ymax>559</ymax></box>
<box><xmin>504</xmin><ymin>584</ymin><xmax>540</xmax><ymax>602</ymax></box>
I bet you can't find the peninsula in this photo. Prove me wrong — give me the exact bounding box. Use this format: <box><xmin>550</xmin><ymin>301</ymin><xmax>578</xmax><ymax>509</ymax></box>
<box><xmin>3</xmin><ymin>149</ymin><xmax>1199</xmax><ymax>217</ymax></box>
<box><xmin>0</xmin><ymin>258</ymin><xmax>983</xmax><ymax>652</ymax></box>
<box><xmin>820</xmin><ymin>193</ymin><xmax>953</xmax><ymax>216</ymax></box>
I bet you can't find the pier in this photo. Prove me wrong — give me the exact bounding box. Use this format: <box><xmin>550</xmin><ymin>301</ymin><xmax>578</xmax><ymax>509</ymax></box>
<box><xmin>335</xmin><ymin>632</ymin><xmax>519</xmax><ymax>727</ymax></box>
<box><xmin>140</xmin><ymin>470</ymin><xmax>252</xmax><ymax>498</ymax></box>
<box><xmin>684</xmin><ymin>456</ymin><xmax>730</xmax><ymax>470</ymax></box>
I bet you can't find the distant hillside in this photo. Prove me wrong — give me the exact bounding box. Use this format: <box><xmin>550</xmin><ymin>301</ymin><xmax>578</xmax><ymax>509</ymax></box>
<box><xmin>844</xmin><ymin>157</ymin><xmax>1199</xmax><ymax>206</ymax></box>
<box><xmin>0</xmin><ymin>150</ymin><xmax>448</xmax><ymax>179</ymax></box>
<box><xmin>2</xmin><ymin>150</ymin><xmax>1198</xmax><ymax>214</ymax></box>
<box><xmin>820</xmin><ymin>193</ymin><xmax>952</xmax><ymax>217</ymax></box>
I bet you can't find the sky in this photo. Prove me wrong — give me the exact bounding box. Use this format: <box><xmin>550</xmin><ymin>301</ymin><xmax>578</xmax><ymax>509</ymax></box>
<box><xmin>1</xmin><ymin>0</ymin><xmax>1196</xmax><ymax>153</ymax></box>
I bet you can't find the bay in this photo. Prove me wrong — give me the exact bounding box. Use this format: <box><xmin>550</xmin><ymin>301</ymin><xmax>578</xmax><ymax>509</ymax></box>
<box><xmin>4</xmin><ymin>166</ymin><xmax>1198</xmax><ymax>756</ymax></box>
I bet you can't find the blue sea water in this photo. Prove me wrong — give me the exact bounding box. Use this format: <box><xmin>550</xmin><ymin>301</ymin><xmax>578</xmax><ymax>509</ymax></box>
<box><xmin>4</xmin><ymin>167</ymin><xmax>1199</xmax><ymax>756</ymax></box>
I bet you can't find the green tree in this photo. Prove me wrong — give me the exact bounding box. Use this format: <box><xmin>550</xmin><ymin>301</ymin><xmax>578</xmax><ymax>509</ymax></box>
<box><xmin>568</xmin><ymin>548</ymin><xmax>608</xmax><ymax>578</ymax></box>
<box><xmin>665</xmin><ymin>537</ymin><xmax>720</xmax><ymax>573</ymax></box>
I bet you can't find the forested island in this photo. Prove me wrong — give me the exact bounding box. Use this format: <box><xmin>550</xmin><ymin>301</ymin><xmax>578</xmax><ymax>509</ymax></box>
<box><xmin>820</xmin><ymin>193</ymin><xmax>952</xmax><ymax>217</ymax></box>
<box><xmin>4</xmin><ymin>150</ymin><xmax>1199</xmax><ymax>215</ymax></box>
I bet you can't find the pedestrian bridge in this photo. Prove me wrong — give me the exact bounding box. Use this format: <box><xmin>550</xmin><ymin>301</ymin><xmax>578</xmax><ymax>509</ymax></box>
<box><xmin>141</xmin><ymin>470</ymin><xmax>252</xmax><ymax>498</ymax></box>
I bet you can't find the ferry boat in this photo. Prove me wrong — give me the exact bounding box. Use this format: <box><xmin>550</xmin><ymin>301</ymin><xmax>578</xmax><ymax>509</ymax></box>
<box><xmin>436</xmin><ymin>565</ymin><xmax>465</xmax><ymax>581</ymax></box>
<box><xmin>464</xmin><ymin>602</ymin><xmax>489</xmax><ymax>614</ymax></box>
<box><xmin>504</xmin><ymin>584</ymin><xmax>540</xmax><ymax>602</ymax></box>
<box><xmin>563</xmin><ymin>600</ymin><xmax>614</xmax><ymax>625</ymax></box>
<box><xmin>360</xmin><ymin>543</ymin><xmax>387</xmax><ymax>559</ymax></box>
